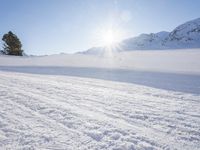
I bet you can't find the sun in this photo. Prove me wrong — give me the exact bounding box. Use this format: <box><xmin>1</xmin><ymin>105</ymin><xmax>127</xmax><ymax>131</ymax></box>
<box><xmin>102</xmin><ymin>29</ymin><xmax>117</xmax><ymax>46</ymax></box>
<box><xmin>93</xmin><ymin>25</ymin><xmax>126</xmax><ymax>56</ymax></box>
<box><xmin>96</xmin><ymin>27</ymin><xmax>123</xmax><ymax>48</ymax></box>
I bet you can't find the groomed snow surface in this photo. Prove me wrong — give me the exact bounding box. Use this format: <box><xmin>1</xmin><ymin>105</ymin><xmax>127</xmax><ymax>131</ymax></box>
<box><xmin>0</xmin><ymin>71</ymin><xmax>199</xmax><ymax>150</ymax></box>
<box><xmin>0</xmin><ymin>49</ymin><xmax>200</xmax><ymax>149</ymax></box>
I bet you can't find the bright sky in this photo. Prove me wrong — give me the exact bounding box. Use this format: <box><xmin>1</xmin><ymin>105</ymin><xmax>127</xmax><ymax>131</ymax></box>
<box><xmin>0</xmin><ymin>0</ymin><xmax>200</xmax><ymax>55</ymax></box>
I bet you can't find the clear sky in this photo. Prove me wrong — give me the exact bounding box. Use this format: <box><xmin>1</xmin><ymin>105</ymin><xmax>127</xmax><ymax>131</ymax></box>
<box><xmin>0</xmin><ymin>0</ymin><xmax>200</xmax><ymax>55</ymax></box>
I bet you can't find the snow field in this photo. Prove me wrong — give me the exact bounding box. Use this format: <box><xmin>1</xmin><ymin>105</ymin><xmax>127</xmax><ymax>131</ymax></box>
<box><xmin>0</xmin><ymin>71</ymin><xmax>199</xmax><ymax>149</ymax></box>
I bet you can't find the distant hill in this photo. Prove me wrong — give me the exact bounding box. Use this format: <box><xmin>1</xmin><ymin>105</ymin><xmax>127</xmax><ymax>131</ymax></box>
<box><xmin>80</xmin><ymin>18</ymin><xmax>200</xmax><ymax>55</ymax></box>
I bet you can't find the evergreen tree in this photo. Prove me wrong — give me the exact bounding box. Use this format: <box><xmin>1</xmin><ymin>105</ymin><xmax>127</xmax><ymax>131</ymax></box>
<box><xmin>2</xmin><ymin>31</ymin><xmax>23</xmax><ymax>56</ymax></box>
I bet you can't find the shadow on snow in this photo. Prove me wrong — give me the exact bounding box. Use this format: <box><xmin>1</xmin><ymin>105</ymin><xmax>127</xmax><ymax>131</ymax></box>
<box><xmin>0</xmin><ymin>66</ymin><xmax>200</xmax><ymax>94</ymax></box>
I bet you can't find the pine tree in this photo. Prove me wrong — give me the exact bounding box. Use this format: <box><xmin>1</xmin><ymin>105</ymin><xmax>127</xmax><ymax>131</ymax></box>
<box><xmin>2</xmin><ymin>31</ymin><xmax>23</xmax><ymax>56</ymax></box>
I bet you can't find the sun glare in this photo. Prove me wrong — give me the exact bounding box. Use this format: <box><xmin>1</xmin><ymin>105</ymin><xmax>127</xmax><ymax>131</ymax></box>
<box><xmin>102</xmin><ymin>29</ymin><xmax>117</xmax><ymax>46</ymax></box>
<box><xmin>101</xmin><ymin>29</ymin><xmax>121</xmax><ymax>47</ymax></box>
<box><xmin>95</xmin><ymin>26</ymin><xmax>124</xmax><ymax>49</ymax></box>
<box><xmin>93</xmin><ymin>25</ymin><xmax>127</xmax><ymax>57</ymax></box>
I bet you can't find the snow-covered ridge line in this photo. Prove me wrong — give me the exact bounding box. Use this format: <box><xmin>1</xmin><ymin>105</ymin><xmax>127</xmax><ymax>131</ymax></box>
<box><xmin>81</xmin><ymin>18</ymin><xmax>200</xmax><ymax>54</ymax></box>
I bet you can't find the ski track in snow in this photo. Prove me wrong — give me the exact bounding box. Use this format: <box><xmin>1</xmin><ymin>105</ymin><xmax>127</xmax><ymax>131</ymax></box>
<box><xmin>0</xmin><ymin>71</ymin><xmax>200</xmax><ymax>150</ymax></box>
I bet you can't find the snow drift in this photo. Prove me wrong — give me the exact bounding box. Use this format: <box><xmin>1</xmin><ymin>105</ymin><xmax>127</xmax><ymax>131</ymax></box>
<box><xmin>0</xmin><ymin>49</ymin><xmax>200</xmax><ymax>75</ymax></box>
<box><xmin>0</xmin><ymin>49</ymin><xmax>200</xmax><ymax>94</ymax></box>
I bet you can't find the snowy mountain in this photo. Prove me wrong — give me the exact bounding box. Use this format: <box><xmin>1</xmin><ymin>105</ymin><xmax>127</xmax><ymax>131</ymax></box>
<box><xmin>81</xmin><ymin>18</ymin><xmax>200</xmax><ymax>54</ymax></box>
<box><xmin>121</xmin><ymin>31</ymin><xmax>170</xmax><ymax>50</ymax></box>
<box><xmin>167</xmin><ymin>18</ymin><xmax>200</xmax><ymax>48</ymax></box>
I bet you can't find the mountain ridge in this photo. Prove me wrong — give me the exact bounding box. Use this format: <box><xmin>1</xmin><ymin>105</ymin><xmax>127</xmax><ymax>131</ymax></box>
<box><xmin>80</xmin><ymin>18</ymin><xmax>200</xmax><ymax>55</ymax></box>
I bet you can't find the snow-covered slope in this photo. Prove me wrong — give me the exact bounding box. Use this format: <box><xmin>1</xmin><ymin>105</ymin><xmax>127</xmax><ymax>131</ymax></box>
<box><xmin>166</xmin><ymin>18</ymin><xmax>200</xmax><ymax>48</ymax></box>
<box><xmin>122</xmin><ymin>31</ymin><xmax>170</xmax><ymax>50</ymax></box>
<box><xmin>81</xmin><ymin>18</ymin><xmax>200</xmax><ymax>54</ymax></box>
<box><xmin>0</xmin><ymin>71</ymin><xmax>200</xmax><ymax>149</ymax></box>
<box><xmin>0</xmin><ymin>49</ymin><xmax>200</xmax><ymax>75</ymax></box>
<box><xmin>0</xmin><ymin>45</ymin><xmax>200</xmax><ymax>149</ymax></box>
<box><xmin>0</xmin><ymin>49</ymin><xmax>200</xmax><ymax>94</ymax></box>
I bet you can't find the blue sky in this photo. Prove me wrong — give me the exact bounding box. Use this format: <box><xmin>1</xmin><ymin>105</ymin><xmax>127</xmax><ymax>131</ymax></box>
<box><xmin>0</xmin><ymin>0</ymin><xmax>200</xmax><ymax>55</ymax></box>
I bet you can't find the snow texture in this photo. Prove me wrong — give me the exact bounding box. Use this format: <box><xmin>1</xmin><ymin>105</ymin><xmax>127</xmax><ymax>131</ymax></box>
<box><xmin>0</xmin><ymin>71</ymin><xmax>200</xmax><ymax>150</ymax></box>
<box><xmin>0</xmin><ymin>45</ymin><xmax>200</xmax><ymax>149</ymax></box>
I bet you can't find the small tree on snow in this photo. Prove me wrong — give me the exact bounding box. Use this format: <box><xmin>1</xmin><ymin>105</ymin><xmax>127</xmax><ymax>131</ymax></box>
<box><xmin>2</xmin><ymin>31</ymin><xmax>23</xmax><ymax>56</ymax></box>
